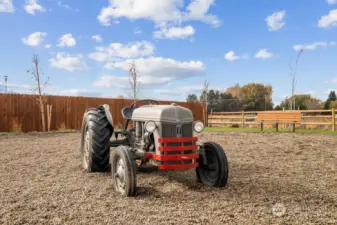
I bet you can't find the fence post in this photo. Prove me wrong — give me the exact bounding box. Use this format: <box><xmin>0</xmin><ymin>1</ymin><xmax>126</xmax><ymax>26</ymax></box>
<box><xmin>241</xmin><ymin>110</ymin><xmax>245</xmax><ymax>128</ymax></box>
<box><xmin>332</xmin><ymin>108</ymin><xmax>336</xmax><ymax>132</ymax></box>
<box><xmin>276</xmin><ymin>122</ymin><xmax>279</xmax><ymax>132</ymax></box>
<box><xmin>210</xmin><ymin>108</ymin><xmax>213</xmax><ymax>127</ymax></box>
<box><xmin>260</xmin><ymin>121</ymin><xmax>264</xmax><ymax>132</ymax></box>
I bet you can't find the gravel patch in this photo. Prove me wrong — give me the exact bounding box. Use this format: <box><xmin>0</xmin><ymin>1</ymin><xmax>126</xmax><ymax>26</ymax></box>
<box><xmin>0</xmin><ymin>132</ymin><xmax>336</xmax><ymax>224</ymax></box>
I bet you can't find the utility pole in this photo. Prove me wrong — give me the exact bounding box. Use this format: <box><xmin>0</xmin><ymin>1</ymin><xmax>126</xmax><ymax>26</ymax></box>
<box><xmin>203</xmin><ymin>80</ymin><xmax>209</xmax><ymax>126</ymax></box>
<box><xmin>4</xmin><ymin>75</ymin><xmax>8</xmax><ymax>94</ymax></box>
<box><xmin>236</xmin><ymin>83</ymin><xmax>239</xmax><ymax>98</ymax></box>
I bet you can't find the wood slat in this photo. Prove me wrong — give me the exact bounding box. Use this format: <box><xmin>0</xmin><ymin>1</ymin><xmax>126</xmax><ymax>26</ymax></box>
<box><xmin>0</xmin><ymin>94</ymin><xmax>205</xmax><ymax>132</ymax></box>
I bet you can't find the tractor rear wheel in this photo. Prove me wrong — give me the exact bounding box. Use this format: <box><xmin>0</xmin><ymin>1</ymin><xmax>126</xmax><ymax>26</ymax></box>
<box><xmin>80</xmin><ymin>107</ymin><xmax>113</xmax><ymax>172</ymax></box>
<box><xmin>110</xmin><ymin>146</ymin><xmax>137</xmax><ymax>197</ymax></box>
<box><xmin>196</xmin><ymin>142</ymin><xmax>228</xmax><ymax>187</ymax></box>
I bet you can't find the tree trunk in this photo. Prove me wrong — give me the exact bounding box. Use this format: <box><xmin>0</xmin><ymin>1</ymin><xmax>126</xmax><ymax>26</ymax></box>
<box><xmin>39</xmin><ymin>96</ymin><xmax>46</xmax><ymax>132</ymax></box>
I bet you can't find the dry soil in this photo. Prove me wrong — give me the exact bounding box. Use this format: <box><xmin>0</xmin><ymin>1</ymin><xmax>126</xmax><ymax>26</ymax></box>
<box><xmin>0</xmin><ymin>131</ymin><xmax>336</xmax><ymax>225</ymax></box>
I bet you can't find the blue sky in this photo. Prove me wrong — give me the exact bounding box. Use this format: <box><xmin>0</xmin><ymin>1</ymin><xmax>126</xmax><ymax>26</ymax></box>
<box><xmin>0</xmin><ymin>0</ymin><xmax>337</xmax><ymax>105</ymax></box>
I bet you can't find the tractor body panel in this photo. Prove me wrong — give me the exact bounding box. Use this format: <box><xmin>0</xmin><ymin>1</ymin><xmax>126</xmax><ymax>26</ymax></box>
<box><xmin>131</xmin><ymin>104</ymin><xmax>194</xmax><ymax>124</ymax></box>
<box><xmin>131</xmin><ymin>104</ymin><xmax>198</xmax><ymax>170</ymax></box>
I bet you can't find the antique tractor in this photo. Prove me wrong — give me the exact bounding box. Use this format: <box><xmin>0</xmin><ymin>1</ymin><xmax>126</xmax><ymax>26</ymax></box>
<box><xmin>80</xmin><ymin>99</ymin><xmax>228</xmax><ymax>197</ymax></box>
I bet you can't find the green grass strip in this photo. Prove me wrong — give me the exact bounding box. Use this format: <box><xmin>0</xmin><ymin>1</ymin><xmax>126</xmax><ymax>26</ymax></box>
<box><xmin>204</xmin><ymin>126</ymin><xmax>337</xmax><ymax>135</ymax></box>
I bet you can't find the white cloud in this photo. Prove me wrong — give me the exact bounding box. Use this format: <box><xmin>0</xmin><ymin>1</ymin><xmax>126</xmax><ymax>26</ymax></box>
<box><xmin>134</xmin><ymin>27</ymin><xmax>143</xmax><ymax>34</ymax></box>
<box><xmin>224</xmin><ymin>51</ymin><xmax>241</xmax><ymax>62</ymax></box>
<box><xmin>89</xmin><ymin>41</ymin><xmax>155</xmax><ymax>62</ymax></box>
<box><xmin>318</xmin><ymin>9</ymin><xmax>337</xmax><ymax>28</ymax></box>
<box><xmin>94</xmin><ymin>57</ymin><xmax>205</xmax><ymax>88</ymax></box>
<box><xmin>328</xmin><ymin>78</ymin><xmax>337</xmax><ymax>83</ymax></box>
<box><xmin>49</xmin><ymin>52</ymin><xmax>89</xmax><ymax>72</ymax></box>
<box><xmin>92</xmin><ymin>35</ymin><xmax>103</xmax><ymax>42</ymax></box>
<box><xmin>57</xmin><ymin>1</ymin><xmax>79</xmax><ymax>11</ymax></box>
<box><xmin>93</xmin><ymin>76</ymin><xmax>130</xmax><ymax>88</ymax></box>
<box><xmin>58</xmin><ymin>33</ymin><xmax>76</xmax><ymax>47</ymax></box>
<box><xmin>153</xmin><ymin>25</ymin><xmax>195</xmax><ymax>39</ymax></box>
<box><xmin>21</xmin><ymin>32</ymin><xmax>47</xmax><ymax>46</ymax></box>
<box><xmin>293</xmin><ymin>41</ymin><xmax>336</xmax><ymax>51</ymax></box>
<box><xmin>60</xmin><ymin>89</ymin><xmax>102</xmax><ymax>97</ymax></box>
<box><xmin>0</xmin><ymin>82</ymin><xmax>34</xmax><ymax>90</ymax></box>
<box><xmin>324</xmin><ymin>89</ymin><xmax>337</xmax><ymax>94</ymax></box>
<box><xmin>327</xmin><ymin>0</ymin><xmax>337</xmax><ymax>4</ymax></box>
<box><xmin>105</xmin><ymin>57</ymin><xmax>205</xmax><ymax>78</ymax></box>
<box><xmin>255</xmin><ymin>49</ymin><xmax>274</xmax><ymax>59</ymax></box>
<box><xmin>0</xmin><ymin>0</ymin><xmax>14</xmax><ymax>12</ymax></box>
<box><xmin>97</xmin><ymin>0</ymin><xmax>221</xmax><ymax>27</ymax></box>
<box><xmin>57</xmin><ymin>1</ymin><xmax>70</xmax><ymax>9</ymax></box>
<box><xmin>153</xmin><ymin>84</ymin><xmax>204</xmax><ymax>96</ymax></box>
<box><xmin>44</xmin><ymin>44</ymin><xmax>51</xmax><ymax>49</ymax></box>
<box><xmin>265</xmin><ymin>10</ymin><xmax>286</xmax><ymax>31</ymax></box>
<box><xmin>153</xmin><ymin>89</ymin><xmax>182</xmax><ymax>96</ymax></box>
<box><xmin>24</xmin><ymin>0</ymin><xmax>45</xmax><ymax>15</ymax></box>
<box><xmin>90</xmin><ymin>39</ymin><xmax>205</xmax><ymax>88</ymax></box>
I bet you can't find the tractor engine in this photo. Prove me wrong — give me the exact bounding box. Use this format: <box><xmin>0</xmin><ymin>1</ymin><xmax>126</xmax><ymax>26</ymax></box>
<box><xmin>131</xmin><ymin>103</ymin><xmax>204</xmax><ymax>170</ymax></box>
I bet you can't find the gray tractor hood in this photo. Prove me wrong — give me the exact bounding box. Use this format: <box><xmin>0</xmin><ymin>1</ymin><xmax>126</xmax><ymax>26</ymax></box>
<box><xmin>131</xmin><ymin>103</ymin><xmax>194</xmax><ymax>124</ymax></box>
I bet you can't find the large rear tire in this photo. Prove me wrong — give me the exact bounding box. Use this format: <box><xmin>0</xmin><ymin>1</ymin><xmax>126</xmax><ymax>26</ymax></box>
<box><xmin>110</xmin><ymin>146</ymin><xmax>137</xmax><ymax>197</ymax></box>
<box><xmin>196</xmin><ymin>142</ymin><xmax>228</xmax><ymax>187</ymax></box>
<box><xmin>80</xmin><ymin>106</ymin><xmax>113</xmax><ymax>172</ymax></box>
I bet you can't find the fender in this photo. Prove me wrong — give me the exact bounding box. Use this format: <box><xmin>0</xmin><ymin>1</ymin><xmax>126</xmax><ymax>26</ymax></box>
<box><xmin>100</xmin><ymin>104</ymin><xmax>114</xmax><ymax>128</ymax></box>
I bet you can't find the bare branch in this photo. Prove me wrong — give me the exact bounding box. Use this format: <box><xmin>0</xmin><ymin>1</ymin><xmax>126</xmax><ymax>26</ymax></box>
<box><xmin>289</xmin><ymin>49</ymin><xmax>304</xmax><ymax>110</ymax></box>
<box><xmin>127</xmin><ymin>61</ymin><xmax>140</xmax><ymax>102</ymax></box>
<box><xmin>26</xmin><ymin>53</ymin><xmax>51</xmax><ymax>131</ymax></box>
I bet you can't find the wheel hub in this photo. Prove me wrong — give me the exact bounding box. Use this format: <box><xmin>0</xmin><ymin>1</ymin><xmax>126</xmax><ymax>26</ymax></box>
<box><xmin>115</xmin><ymin>157</ymin><xmax>126</xmax><ymax>192</ymax></box>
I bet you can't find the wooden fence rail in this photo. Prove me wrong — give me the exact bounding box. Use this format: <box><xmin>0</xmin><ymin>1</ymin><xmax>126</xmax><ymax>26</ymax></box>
<box><xmin>208</xmin><ymin>109</ymin><xmax>337</xmax><ymax>131</ymax></box>
<box><xmin>0</xmin><ymin>94</ymin><xmax>205</xmax><ymax>133</ymax></box>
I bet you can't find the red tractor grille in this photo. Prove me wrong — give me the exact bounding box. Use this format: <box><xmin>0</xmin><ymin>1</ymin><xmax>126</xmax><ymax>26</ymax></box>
<box><xmin>145</xmin><ymin>137</ymin><xmax>199</xmax><ymax>170</ymax></box>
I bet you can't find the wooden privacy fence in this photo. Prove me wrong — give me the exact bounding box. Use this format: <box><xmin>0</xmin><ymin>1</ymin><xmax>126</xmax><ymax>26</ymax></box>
<box><xmin>0</xmin><ymin>94</ymin><xmax>205</xmax><ymax>133</ymax></box>
<box><xmin>208</xmin><ymin>109</ymin><xmax>337</xmax><ymax>131</ymax></box>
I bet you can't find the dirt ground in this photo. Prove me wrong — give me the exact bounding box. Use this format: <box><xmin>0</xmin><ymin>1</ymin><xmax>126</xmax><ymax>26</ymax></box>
<box><xmin>0</xmin><ymin>131</ymin><xmax>336</xmax><ymax>225</ymax></box>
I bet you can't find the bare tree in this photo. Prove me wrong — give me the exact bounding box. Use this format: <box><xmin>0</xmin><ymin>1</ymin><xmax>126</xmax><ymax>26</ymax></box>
<box><xmin>203</xmin><ymin>80</ymin><xmax>209</xmax><ymax>126</ymax></box>
<box><xmin>127</xmin><ymin>61</ymin><xmax>140</xmax><ymax>103</ymax></box>
<box><xmin>27</xmin><ymin>53</ymin><xmax>50</xmax><ymax>132</ymax></box>
<box><xmin>289</xmin><ymin>49</ymin><xmax>304</xmax><ymax>110</ymax></box>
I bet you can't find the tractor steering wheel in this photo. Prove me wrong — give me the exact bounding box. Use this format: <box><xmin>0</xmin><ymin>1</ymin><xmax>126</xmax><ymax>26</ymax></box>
<box><xmin>130</xmin><ymin>99</ymin><xmax>159</xmax><ymax>108</ymax></box>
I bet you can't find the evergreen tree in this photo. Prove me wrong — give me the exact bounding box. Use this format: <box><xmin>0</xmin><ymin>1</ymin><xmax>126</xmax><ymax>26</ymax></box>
<box><xmin>186</xmin><ymin>94</ymin><xmax>198</xmax><ymax>102</ymax></box>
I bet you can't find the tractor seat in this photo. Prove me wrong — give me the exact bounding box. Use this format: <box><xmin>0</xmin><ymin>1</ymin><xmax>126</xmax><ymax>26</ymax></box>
<box><xmin>121</xmin><ymin>106</ymin><xmax>137</xmax><ymax>120</ymax></box>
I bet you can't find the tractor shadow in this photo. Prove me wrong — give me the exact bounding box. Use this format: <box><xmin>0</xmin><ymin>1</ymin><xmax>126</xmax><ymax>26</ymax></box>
<box><xmin>136</xmin><ymin>168</ymin><xmax>211</xmax><ymax>194</ymax></box>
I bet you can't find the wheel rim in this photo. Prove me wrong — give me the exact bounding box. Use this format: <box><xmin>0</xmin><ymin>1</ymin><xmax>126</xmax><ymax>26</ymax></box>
<box><xmin>200</xmin><ymin>148</ymin><xmax>219</xmax><ymax>183</ymax></box>
<box><xmin>83</xmin><ymin>130</ymin><xmax>90</xmax><ymax>170</ymax></box>
<box><xmin>114</xmin><ymin>155</ymin><xmax>126</xmax><ymax>194</ymax></box>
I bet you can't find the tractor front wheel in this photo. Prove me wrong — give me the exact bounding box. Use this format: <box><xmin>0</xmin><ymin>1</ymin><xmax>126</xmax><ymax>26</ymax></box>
<box><xmin>80</xmin><ymin>107</ymin><xmax>113</xmax><ymax>172</ymax></box>
<box><xmin>196</xmin><ymin>142</ymin><xmax>228</xmax><ymax>187</ymax></box>
<box><xmin>110</xmin><ymin>146</ymin><xmax>137</xmax><ymax>197</ymax></box>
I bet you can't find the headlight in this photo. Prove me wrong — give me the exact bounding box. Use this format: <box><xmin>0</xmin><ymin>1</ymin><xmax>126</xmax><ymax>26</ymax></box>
<box><xmin>193</xmin><ymin>121</ymin><xmax>204</xmax><ymax>133</ymax></box>
<box><xmin>145</xmin><ymin>121</ymin><xmax>156</xmax><ymax>133</ymax></box>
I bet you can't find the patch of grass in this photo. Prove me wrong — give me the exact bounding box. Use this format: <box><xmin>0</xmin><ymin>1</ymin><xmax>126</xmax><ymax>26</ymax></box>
<box><xmin>204</xmin><ymin>126</ymin><xmax>337</xmax><ymax>135</ymax></box>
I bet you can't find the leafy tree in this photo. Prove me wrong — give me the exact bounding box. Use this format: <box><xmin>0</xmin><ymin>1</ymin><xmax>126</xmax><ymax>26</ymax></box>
<box><xmin>280</xmin><ymin>94</ymin><xmax>322</xmax><ymax>110</ymax></box>
<box><xmin>329</xmin><ymin>91</ymin><xmax>337</xmax><ymax>101</ymax></box>
<box><xmin>218</xmin><ymin>92</ymin><xmax>242</xmax><ymax>112</ymax></box>
<box><xmin>186</xmin><ymin>94</ymin><xmax>198</xmax><ymax>102</ymax></box>
<box><xmin>274</xmin><ymin>105</ymin><xmax>282</xmax><ymax>110</ymax></box>
<box><xmin>240</xmin><ymin>83</ymin><xmax>273</xmax><ymax>111</ymax></box>
<box><xmin>226</xmin><ymin>83</ymin><xmax>241</xmax><ymax>99</ymax></box>
<box><xmin>324</xmin><ymin>91</ymin><xmax>337</xmax><ymax>109</ymax></box>
<box><xmin>330</xmin><ymin>101</ymin><xmax>337</xmax><ymax>109</ymax></box>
